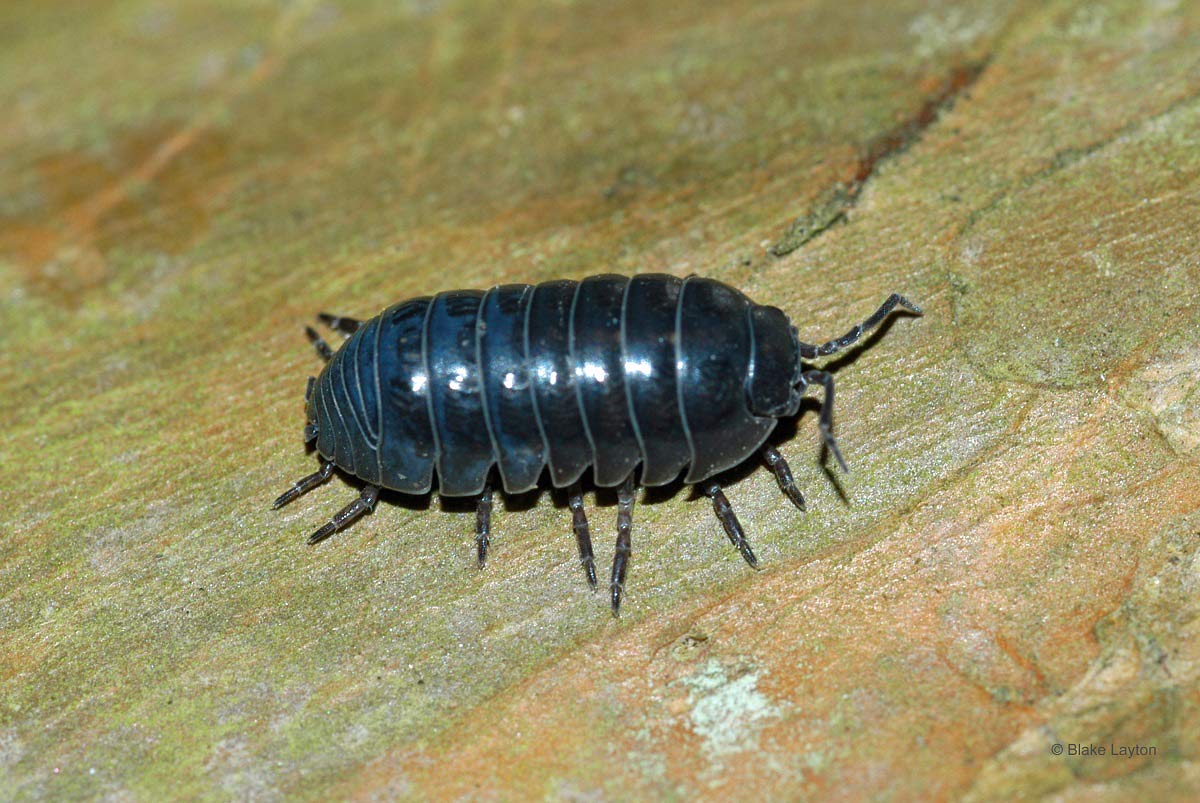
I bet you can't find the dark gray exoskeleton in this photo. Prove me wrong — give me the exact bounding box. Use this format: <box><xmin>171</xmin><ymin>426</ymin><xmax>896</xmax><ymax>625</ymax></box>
<box><xmin>273</xmin><ymin>274</ymin><xmax>920</xmax><ymax>614</ymax></box>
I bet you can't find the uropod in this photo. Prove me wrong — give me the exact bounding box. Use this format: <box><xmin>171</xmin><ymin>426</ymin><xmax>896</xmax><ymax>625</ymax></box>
<box><xmin>273</xmin><ymin>274</ymin><xmax>921</xmax><ymax>614</ymax></box>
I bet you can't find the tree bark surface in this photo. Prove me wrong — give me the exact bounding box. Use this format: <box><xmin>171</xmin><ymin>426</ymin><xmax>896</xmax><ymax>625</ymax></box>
<box><xmin>1</xmin><ymin>1</ymin><xmax>1198</xmax><ymax>799</ymax></box>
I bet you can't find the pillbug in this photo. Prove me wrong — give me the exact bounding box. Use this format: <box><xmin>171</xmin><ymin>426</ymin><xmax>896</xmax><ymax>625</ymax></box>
<box><xmin>273</xmin><ymin>274</ymin><xmax>920</xmax><ymax>614</ymax></box>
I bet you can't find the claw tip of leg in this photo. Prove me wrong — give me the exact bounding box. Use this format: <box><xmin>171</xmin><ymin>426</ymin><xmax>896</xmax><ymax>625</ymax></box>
<box><xmin>827</xmin><ymin>443</ymin><xmax>850</xmax><ymax>474</ymax></box>
<box><xmin>610</xmin><ymin>585</ymin><xmax>623</xmax><ymax>615</ymax></box>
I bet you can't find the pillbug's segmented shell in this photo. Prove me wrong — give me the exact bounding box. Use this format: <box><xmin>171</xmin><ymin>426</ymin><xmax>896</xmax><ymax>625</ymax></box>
<box><xmin>275</xmin><ymin>274</ymin><xmax>921</xmax><ymax>614</ymax></box>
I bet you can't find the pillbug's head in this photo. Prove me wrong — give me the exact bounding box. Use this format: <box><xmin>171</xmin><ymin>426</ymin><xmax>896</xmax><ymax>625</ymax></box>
<box><xmin>747</xmin><ymin>305</ymin><xmax>804</xmax><ymax>419</ymax></box>
<box><xmin>303</xmin><ymin>376</ymin><xmax>319</xmax><ymax>444</ymax></box>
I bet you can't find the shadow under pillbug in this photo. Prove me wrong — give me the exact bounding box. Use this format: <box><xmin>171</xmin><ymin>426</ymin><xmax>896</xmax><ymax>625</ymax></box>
<box><xmin>273</xmin><ymin>274</ymin><xmax>921</xmax><ymax>614</ymax></box>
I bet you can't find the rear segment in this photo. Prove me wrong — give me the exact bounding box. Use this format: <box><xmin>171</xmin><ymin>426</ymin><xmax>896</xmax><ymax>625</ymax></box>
<box><xmin>311</xmin><ymin>320</ymin><xmax>382</xmax><ymax>485</ymax></box>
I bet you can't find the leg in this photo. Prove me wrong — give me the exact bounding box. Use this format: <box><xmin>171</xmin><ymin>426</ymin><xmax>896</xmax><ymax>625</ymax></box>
<box><xmin>798</xmin><ymin>293</ymin><xmax>922</xmax><ymax>359</ymax></box>
<box><xmin>762</xmin><ymin>444</ymin><xmax>806</xmax><ymax>511</ymax></box>
<box><xmin>317</xmin><ymin>312</ymin><xmax>363</xmax><ymax>336</ymax></box>
<box><xmin>306</xmin><ymin>326</ymin><xmax>334</xmax><ymax>362</ymax></box>
<box><xmin>475</xmin><ymin>483</ymin><xmax>493</xmax><ymax>568</ymax></box>
<box><xmin>272</xmin><ymin>460</ymin><xmax>335</xmax><ymax>509</ymax></box>
<box><xmin>799</xmin><ymin>369</ymin><xmax>849</xmax><ymax>473</ymax></box>
<box><xmin>568</xmin><ymin>483</ymin><xmax>598</xmax><ymax>589</ymax></box>
<box><xmin>703</xmin><ymin>481</ymin><xmax>758</xmax><ymax>568</ymax></box>
<box><xmin>307</xmin><ymin>485</ymin><xmax>380</xmax><ymax>544</ymax></box>
<box><xmin>609</xmin><ymin>475</ymin><xmax>636</xmax><ymax>616</ymax></box>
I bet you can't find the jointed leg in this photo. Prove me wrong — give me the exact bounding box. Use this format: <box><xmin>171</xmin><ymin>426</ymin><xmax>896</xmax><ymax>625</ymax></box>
<box><xmin>568</xmin><ymin>483</ymin><xmax>598</xmax><ymax>589</ymax></box>
<box><xmin>317</xmin><ymin>313</ymin><xmax>363</xmax><ymax>336</ymax></box>
<box><xmin>307</xmin><ymin>485</ymin><xmax>380</xmax><ymax>544</ymax></box>
<box><xmin>476</xmin><ymin>483</ymin><xmax>493</xmax><ymax>567</ymax></box>
<box><xmin>306</xmin><ymin>326</ymin><xmax>334</xmax><ymax>362</ymax></box>
<box><xmin>799</xmin><ymin>369</ymin><xmax>849</xmax><ymax>473</ymax></box>
<box><xmin>304</xmin><ymin>313</ymin><xmax>362</xmax><ymax>362</ymax></box>
<box><xmin>703</xmin><ymin>481</ymin><xmax>758</xmax><ymax>568</ymax></box>
<box><xmin>610</xmin><ymin>475</ymin><xmax>636</xmax><ymax>616</ymax></box>
<box><xmin>762</xmin><ymin>444</ymin><xmax>806</xmax><ymax>511</ymax></box>
<box><xmin>273</xmin><ymin>460</ymin><xmax>336</xmax><ymax>509</ymax></box>
<box><xmin>798</xmin><ymin>293</ymin><xmax>922</xmax><ymax>359</ymax></box>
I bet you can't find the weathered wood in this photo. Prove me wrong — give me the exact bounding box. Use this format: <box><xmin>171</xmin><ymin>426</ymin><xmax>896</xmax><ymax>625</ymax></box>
<box><xmin>2</xmin><ymin>0</ymin><xmax>1198</xmax><ymax>798</ymax></box>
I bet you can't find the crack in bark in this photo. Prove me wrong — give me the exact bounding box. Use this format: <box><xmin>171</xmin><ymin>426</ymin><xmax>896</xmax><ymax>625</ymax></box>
<box><xmin>770</xmin><ymin>59</ymin><xmax>990</xmax><ymax>257</ymax></box>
